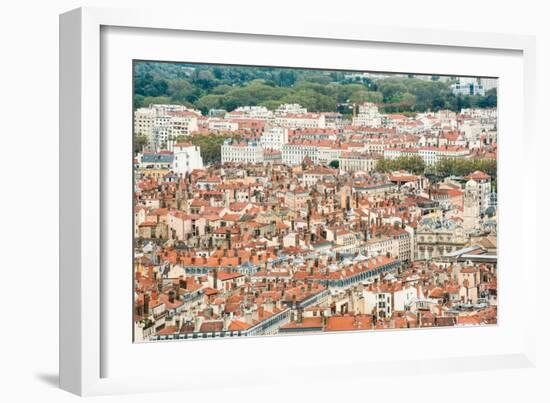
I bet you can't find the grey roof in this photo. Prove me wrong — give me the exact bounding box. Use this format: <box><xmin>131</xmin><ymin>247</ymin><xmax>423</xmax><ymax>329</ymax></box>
<box><xmin>141</xmin><ymin>153</ymin><xmax>174</xmax><ymax>164</ymax></box>
<box><xmin>444</xmin><ymin>244</ymin><xmax>484</xmax><ymax>257</ymax></box>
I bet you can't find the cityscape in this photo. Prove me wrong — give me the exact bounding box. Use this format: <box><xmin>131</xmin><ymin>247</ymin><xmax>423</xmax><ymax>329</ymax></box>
<box><xmin>133</xmin><ymin>62</ymin><xmax>497</xmax><ymax>342</ymax></box>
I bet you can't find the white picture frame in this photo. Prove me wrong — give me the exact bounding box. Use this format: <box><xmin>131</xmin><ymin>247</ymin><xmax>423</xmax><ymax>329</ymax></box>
<box><xmin>60</xmin><ymin>6</ymin><xmax>537</xmax><ymax>396</ymax></box>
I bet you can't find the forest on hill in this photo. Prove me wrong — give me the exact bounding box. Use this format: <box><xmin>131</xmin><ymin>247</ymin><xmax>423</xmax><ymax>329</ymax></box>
<box><xmin>133</xmin><ymin>62</ymin><xmax>497</xmax><ymax>115</ymax></box>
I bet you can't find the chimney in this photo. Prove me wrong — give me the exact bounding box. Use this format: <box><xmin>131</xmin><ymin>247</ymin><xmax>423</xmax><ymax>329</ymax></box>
<box><xmin>179</xmin><ymin>276</ymin><xmax>186</xmax><ymax>290</ymax></box>
<box><xmin>143</xmin><ymin>293</ymin><xmax>150</xmax><ymax>315</ymax></box>
<box><xmin>213</xmin><ymin>269</ymin><xmax>218</xmax><ymax>289</ymax></box>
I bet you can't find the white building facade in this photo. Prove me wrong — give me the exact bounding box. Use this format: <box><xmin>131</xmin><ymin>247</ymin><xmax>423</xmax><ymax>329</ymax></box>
<box><xmin>352</xmin><ymin>103</ymin><xmax>382</xmax><ymax>127</ymax></box>
<box><xmin>274</xmin><ymin>113</ymin><xmax>326</xmax><ymax>129</ymax></box>
<box><xmin>134</xmin><ymin>104</ymin><xmax>200</xmax><ymax>149</ymax></box>
<box><xmin>339</xmin><ymin>152</ymin><xmax>379</xmax><ymax>173</ymax></box>
<box><xmin>172</xmin><ymin>142</ymin><xmax>204</xmax><ymax>175</ymax></box>
<box><xmin>260</xmin><ymin>126</ymin><xmax>289</xmax><ymax>151</ymax></box>
<box><xmin>281</xmin><ymin>142</ymin><xmax>320</xmax><ymax>165</ymax></box>
<box><xmin>221</xmin><ymin>140</ymin><xmax>265</xmax><ymax>164</ymax></box>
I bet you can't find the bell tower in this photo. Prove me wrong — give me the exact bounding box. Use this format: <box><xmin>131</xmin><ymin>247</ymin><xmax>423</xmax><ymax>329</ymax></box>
<box><xmin>463</xmin><ymin>180</ymin><xmax>479</xmax><ymax>231</ymax></box>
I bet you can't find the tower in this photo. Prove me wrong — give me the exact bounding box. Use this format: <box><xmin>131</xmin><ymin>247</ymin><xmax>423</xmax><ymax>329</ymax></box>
<box><xmin>463</xmin><ymin>180</ymin><xmax>479</xmax><ymax>231</ymax></box>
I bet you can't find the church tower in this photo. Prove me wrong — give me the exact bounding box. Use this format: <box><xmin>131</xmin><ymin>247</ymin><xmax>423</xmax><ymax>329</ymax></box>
<box><xmin>463</xmin><ymin>180</ymin><xmax>479</xmax><ymax>231</ymax></box>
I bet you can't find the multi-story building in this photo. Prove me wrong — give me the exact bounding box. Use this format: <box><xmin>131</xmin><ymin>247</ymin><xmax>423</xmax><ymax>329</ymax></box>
<box><xmin>458</xmin><ymin>266</ymin><xmax>480</xmax><ymax>304</ymax></box>
<box><xmin>134</xmin><ymin>106</ymin><xmax>157</xmax><ymax>137</ymax></box>
<box><xmin>417</xmin><ymin>146</ymin><xmax>469</xmax><ymax>166</ymax></box>
<box><xmin>260</xmin><ymin>126</ymin><xmax>289</xmax><ymax>151</ymax></box>
<box><xmin>465</xmin><ymin>170</ymin><xmax>492</xmax><ymax>212</ymax></box>
<box><xmin>168</xmin><ymin>112</ymin><xmax>199</xmax><ymax>138</ymax></box>
<box><xmin>336</xmin><ymin>230</ymin><xmax>361</xmax><ymax>251</ymax></box>
<box><xmin>365</xmin><ymin>235</ymin><xmax>396</xmax><ymax>258</ymax></box>
<box><xmin>322</xmin><ymin>112</ymin><xmax>344</xmax><ymax>129</ymax></box>
<box><xmin>317</xmin><ymin>145</ymin><xmax>346</xmax><ymax>165</ymax></box>
<box><xmin>221</xmin><ymin>140</ymin><xmax>264</xmax><ymax>164</ymax></box>
<box><xmin>363</xmin><ymin>283</ymin><xmax>417</xmax><ymax>319</ymax></box>
<box><xmin>352</xmin><ymin>102</ymin><xmax>382</xmax><ymax>127</ymax></box>
<box><xmin>274</xmin><ymin>113</ymin><xmax>326</xmax><ymax>129</ymax></box>
<box><xmin>134</xmin><ymin>105</ymin><xmax>200</xmax><ymax>147</ymax></box>
<box><xmin>226</xmin><ymin>105</ymin><xmax>273</xmax><ymax>120</ymax></box>
<box><xmin>282</xmin><ymin>141</ymin><xmax>321</xmax><ymax>165</ymax></box>
<box><xmin>384</xmin><ymin>227</ymin><xmax>414</xmax><ymax>263</ymax></box>
<box><xmin>207</xmin><ymin>119</ymin><xmax>239</xmax><ymax>132</ymax></box>
<box><xmin>263</xmin><ymin>149</ymin><xmax>282</xmax><ymax>164</ymax></box>
<box><xmin>383</xmin><ymin>147</ymin><xmax>405</xmax><ymax>160</ymax></box>
<box><xmin>339</xmin><ymin>152</ymin><xmax>380</xmax><ymax>173</ymax></box>
<box><xmin>172</xmin><ymin>142</ymin><xmax>203</xmax><ymax>175</ymax></box>
<box><xmin>275</xmin><ymin>103</ymin><xmax>307</xmax><ymax>116</ymax></box>
<box><xmin>137</xmin><ymin>152</ymin><xmax>174</xmax><ymax>170</ymax></box>
<box><xmin>302</xmin><ymin>166</ymin><xmax>337</xmax><ymax>187</ymax></box>
<box><xmin>415</xmin><ymin>216</ymin><xmax>467</xmax><ymax>260</ymax></box>
<box><xmin>384</xmin><ymin>146</ymin><xmax>469</xmax><ymax>166</ymax></box>
<box><xmin>452</xmin><ymin>77</ymin><xmax>485</xmax><ymax>96</ymax></box>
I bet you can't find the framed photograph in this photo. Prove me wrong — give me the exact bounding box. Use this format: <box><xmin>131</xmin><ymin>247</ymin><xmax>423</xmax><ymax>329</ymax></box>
<box><xmin>60</xmin><ymin>6</ymin><xmax>537</xmax><ymax>396</ymax></box>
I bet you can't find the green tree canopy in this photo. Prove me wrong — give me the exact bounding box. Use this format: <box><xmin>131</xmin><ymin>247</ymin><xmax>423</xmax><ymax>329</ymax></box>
<box><xmin>133</xmin><ymin>62</ymin><xmax>497</xmax><ymax>115</ymax></box>
<box><xmin>376</xmin><ymin>156</ymin><xmax>426</xmax><ymax>175</ymax></box>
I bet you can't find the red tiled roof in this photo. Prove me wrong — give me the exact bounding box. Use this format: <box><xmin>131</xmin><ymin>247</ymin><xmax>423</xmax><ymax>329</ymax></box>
<box><xmin>324</xmin><ymin>315</ymin><xmax>373</xmax><ymax>332</ymax></box>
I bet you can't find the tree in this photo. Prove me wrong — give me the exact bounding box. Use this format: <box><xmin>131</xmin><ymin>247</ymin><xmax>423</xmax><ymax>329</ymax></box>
<box><xmin>434</xmin><ymin>158</ymin><xmax>455</xmax><ymax>178</ymax></box>
<box><xmin>134</xmin><ymin>72</ymin><xmax>169</xmax><ymax>97</ymax></box>
<box><xmin>192</xmin><ymin>69</ymin><xmax>216</xmax><ymax>90</ymax></box>
<box><xmin>348</xmin><ymin>90</ymin><xmax>383</xmax><ymax>104</ymax></box>
<box><xmin>303</xmin><ymin>74</ymin><xmax>332</xmax><ymax>85</ymax></box>
<box><xmin>478</xmin><ymin>88</ymin><xmax>497</xmax><ymax>108</ymax></box>
<box><xmin>434</xmin><ymin>158</ymin><xmax>497</xmax><ymax>181</ymax></box>
<box><xmin>329</xmin><ymin>160</ymin><xmax>339</xmax><ymax>169</ymax></box>
<box><xmin>260</xmin><ymin>100</ymin><xmax>284</xmax><ymax>110</ymax></box>
<box><xmin>167</xmin><ymin>79</ymin><xmax>197</xmax><ymax>103</ymax></box>
<box><xmin>276</xmin><ymin>70</ymin><xmax>297</xmax><ymax>87</ymax></box>
<box><xmin>185</xmin><ymin>134</ymin><xmax>243</xmax><ymax>164</ymax></box>
<box><xmin>196</xmin><ymin>94</ymin><xmax>222</xmax><ymax>113</ymax></box>
<box><xmin>133</xmin><ymin>134</ymin><xmax>149</xmax><ymax>153</ymax></box>
<box><xmin>375</xmin><ymin>156</ymin><xmax>425</xmax><ymax>175</ymax></box>
<box><xmin>141</xmin><ymin>96</ymin><xmax>171</xmax><ymax>107</ymax></box>
<box><xmin>134</xmin><ymin>94</ymin><xmax>145</xmax><ymax>109</ymax></box>
<box><xmin>377</xmin><ymin>79</ymin><xmax>408</xmax><ymax>103</ymax></box>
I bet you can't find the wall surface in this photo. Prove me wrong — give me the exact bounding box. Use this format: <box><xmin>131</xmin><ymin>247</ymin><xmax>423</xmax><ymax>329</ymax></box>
<box><xmin>0</xmin><ymin>0</ymin><xmax>547</xmax><ymax>401</ymax></box>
